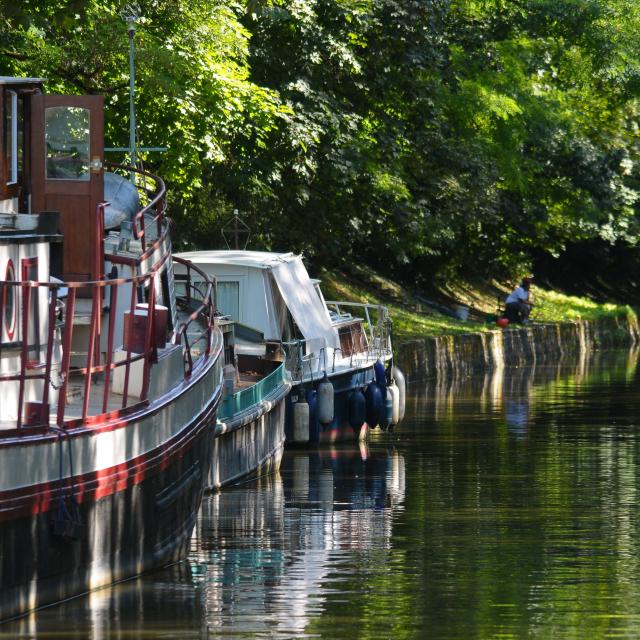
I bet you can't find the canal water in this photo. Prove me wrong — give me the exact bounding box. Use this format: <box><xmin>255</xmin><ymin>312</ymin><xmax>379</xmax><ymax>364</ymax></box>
<box><xmin>5</xmin><ymin>349</ymin><xmax>640</xmax><ymax>639</ymax></box>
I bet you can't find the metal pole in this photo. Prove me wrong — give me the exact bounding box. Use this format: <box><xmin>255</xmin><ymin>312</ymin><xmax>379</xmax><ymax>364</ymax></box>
<box><xmin>127</xmin><ymin>16</ymin><xmax>136</xmax><ymax>183</ymax></box>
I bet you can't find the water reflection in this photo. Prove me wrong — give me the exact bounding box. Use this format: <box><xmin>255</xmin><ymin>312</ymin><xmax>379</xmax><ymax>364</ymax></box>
<box><xmin>409</xmin><ymin>348</ymin><xmax>640</xmax><ymax>428</ymax></box>
<box><xmin>3</xmin><ymin>562</ymin><xmax>205</xmax><ymax>639</ymax></box>
<box><xmin>194</xmin><ymin>445</ymin><xmax>405</xmax><ymax>637</ymax></box>
<box><xmin>400</xmin><ymin>348</ymin><xmax>640</xmax><ymax>640</ymax></box>
<box><xmin>7</xmin><ymin>349</ymin><xmax>640</xmax><ymax>638</ymax></box>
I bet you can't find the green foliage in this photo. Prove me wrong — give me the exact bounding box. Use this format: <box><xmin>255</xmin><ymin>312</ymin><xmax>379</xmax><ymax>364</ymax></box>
<box><xmin>2</xmin><ymin>0</ymin><xmax>640</xmax><ymax>285</ymax></box>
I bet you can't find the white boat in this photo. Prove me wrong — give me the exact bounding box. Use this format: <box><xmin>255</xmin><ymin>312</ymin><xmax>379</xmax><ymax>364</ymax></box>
<box><xmin>173</xmin><ymin>258</ymin><xmax>292</xmax><ymax>489</ymax></box>
<box><xmin>0</xmin><ymin>77</ymin><xmax>224</xmax><ymax>620</ymax></box>
<box><xmin>176</xmin><ymin>250</ymin><xmax>405</xmax><ymax>444</ymax></box>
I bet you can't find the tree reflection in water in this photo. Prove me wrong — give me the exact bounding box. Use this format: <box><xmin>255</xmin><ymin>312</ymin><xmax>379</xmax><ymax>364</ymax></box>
<box><xmin>8</xmin><ymin>350</ymin><xmax>640</xmax><ymax>638</ymax></box>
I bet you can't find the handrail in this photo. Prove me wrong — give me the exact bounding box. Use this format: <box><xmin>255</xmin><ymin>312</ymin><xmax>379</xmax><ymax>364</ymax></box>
<box><xmin>324</xmin><ymin>300</ymin><xmax>389</xmax><ymax>312</ymax></box>
<box><xmin>324</xmin><ymin>300</ymin><xmax>391</xmax><ymax>352</ymax></box>
<box><xmin>105</xmin><ymin>162</ymin><xmax>166</xmax><ymax>253</ymax></box>
<box><xmin>172</xmin><ymin>256</ymin><xmax>215</xmax><ymax>376</ymax></box>
<box><xmin>0</xmin><ymin>162</ymin><xmax>217</xmax><ymax>433</ymax></box>
<box><xmin>218</xmin><ymin>362</ymin><xmax>287</xmax><ymax>421</ymax></box>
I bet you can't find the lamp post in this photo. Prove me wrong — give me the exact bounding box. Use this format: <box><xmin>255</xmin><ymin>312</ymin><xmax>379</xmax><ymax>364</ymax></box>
<box><xmin>124</xmin><ymin>10</ymin><xmax>138</xmax><ymax>183</ymax></box>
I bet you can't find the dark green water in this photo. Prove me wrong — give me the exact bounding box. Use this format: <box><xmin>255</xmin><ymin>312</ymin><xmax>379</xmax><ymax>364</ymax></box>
<box><xmin>6</xmin><ymin>350</ymin><xmax>640</xmax><ymax>639</ymax></box>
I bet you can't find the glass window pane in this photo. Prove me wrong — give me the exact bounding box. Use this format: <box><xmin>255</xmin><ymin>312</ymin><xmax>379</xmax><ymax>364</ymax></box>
<box><xmin>217</xmin><ymin>281</ymin><xmax>239</xmax><ymax>320</ymax></box>
<box><xmin>45</xmin><ymin>106</ymin><xmax>90</xmax><ymax>181</ymax></box>
<box><xmin>17</xmin><ymin>96</ymin><xmax>23</xmax><ymax>181</ymax></box>
<box><xmin>5</xmin><ymin>90</ymin><xmax>17</xmax><ymax>184</ymax></box>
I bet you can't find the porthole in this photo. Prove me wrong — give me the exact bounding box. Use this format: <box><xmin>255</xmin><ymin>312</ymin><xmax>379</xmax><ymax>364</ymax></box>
<box><xmin>3</xmin><ymin>260</ymin><xmax>16</xmax><ymax>340</ymax></box>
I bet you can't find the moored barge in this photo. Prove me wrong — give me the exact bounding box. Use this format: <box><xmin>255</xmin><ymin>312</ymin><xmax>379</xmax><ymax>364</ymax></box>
<box><xmin>0</xmin><ymin>77</ymin><xmax>223</xmax><ymax>620</ymax></box>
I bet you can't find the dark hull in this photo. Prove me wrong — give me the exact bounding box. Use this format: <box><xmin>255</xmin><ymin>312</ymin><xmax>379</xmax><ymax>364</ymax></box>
<box><xmin>0</xmin><ymin>396</ymin><xmax>219</xmax><ymax>623</ymax></box>
<box><xmin>285</xmin><ymin>363</ymin><xmax>377</xmax><ymax>444</ymax></box>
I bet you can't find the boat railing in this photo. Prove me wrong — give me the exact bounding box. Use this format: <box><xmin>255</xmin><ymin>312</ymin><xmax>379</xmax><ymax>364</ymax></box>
<box><xmin>172</xmin><ymin>257</ymin><xmax>215</xmax><ymax>376</ymax></box>
<box><xmin>282</xmin><ymin>301</ymin><xmax>392</xmax><ymax>383</ymax></box>
<box><xmin>282</xmin><ymin>338</ymin><xmax>313</xmax><ymax>382</ymax></box>
<box><xmin>283</xmin><ymin>333</ymin><xmax>387</xmax><ymax>384</ymax></box>
<box><xmin>0</xmin><ymin>161</ymin><xmax>217</xmax><ymax>433</ymax></box>
<box><xmin>0</xmin><ymin>256</ymin><xmax>215</xmax><ymax>433</ymax></box>
<box><xmin>218</xmin><ymin>361</ymin><xmax>288</xmax><ymax>421</ymax></box>
<box><xmin>324</xmin><ymin>300</ymin><xmax>392</xmax><ymax>354</ymax></box>
<box><xmin>105</xmin><ymin>162</ymin><xmax>167</xmax><ymax>255</ymax></box>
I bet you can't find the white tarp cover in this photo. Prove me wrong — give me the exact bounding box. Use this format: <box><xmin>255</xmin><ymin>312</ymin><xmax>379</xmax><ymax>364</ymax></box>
<box><xmin>270</xmin><ymin>256</ymin><xmax>340</xmax><ymax>353</ymax></box>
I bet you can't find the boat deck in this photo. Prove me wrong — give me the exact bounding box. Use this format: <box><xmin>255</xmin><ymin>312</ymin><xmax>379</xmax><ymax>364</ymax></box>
<box><xmin>235</xmin><ymin>370</ymin><xmax>264</xmax><ymax>391</ymax></box>
<box><xmin>0</xmin><ymin>374</ymin><xmax>138</xmax><ymax>431</ymax></box>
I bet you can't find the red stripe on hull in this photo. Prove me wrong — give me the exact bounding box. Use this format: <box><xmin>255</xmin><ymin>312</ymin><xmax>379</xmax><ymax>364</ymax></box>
<box><xmin>0</xmin><ymin>387</ymin><xmax>220</xmax><ymax>622</ymax></box>
<box><xmin>0</xmin><ymin>387</ymin><xmax>220</xmax><ymax>522</ymax></box>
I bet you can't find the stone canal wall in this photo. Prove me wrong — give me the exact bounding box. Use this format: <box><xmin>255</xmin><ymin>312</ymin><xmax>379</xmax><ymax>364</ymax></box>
<box><xmin>395</xmin><ymin>314</ymin><xmax>640</xmax><ymax>382</ymax></box>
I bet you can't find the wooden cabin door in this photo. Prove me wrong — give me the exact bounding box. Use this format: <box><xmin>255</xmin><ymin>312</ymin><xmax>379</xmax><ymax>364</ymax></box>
<box><xmin>30</xmin><ymin>95</ymin><xmax>104</xmax><ymax>282</ymax></box>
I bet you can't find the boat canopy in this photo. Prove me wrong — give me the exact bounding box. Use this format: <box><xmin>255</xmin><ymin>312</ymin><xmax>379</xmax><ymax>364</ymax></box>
<box><xmin>176</xmin><ymin>250</ymin><xmax>340</xmax><ymax>353</ymax></box>
<box><xmin>269</xmin><ymin>256</ymin><xmax>339</xmax><ymax>353</ymax></box>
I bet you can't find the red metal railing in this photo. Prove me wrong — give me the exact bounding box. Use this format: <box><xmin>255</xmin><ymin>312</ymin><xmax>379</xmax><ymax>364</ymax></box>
<box><xmin>0</xmin><ymin>166</ymin><xmax>216</xmax><ymax>433</ymax></box>
<box><xmin>0</xmin><ymin>255</ymin><xmax>215</xmax><ymax>433</ymax></box>
<box><xmin>172</xmin><ymin>257</ymin><xmax>215</xmax><ymax>376</ymax></box>
<box><xmin>105</xmin><ymin>162</ymin><xmax>166</xmax><ymax>254</ymax></box>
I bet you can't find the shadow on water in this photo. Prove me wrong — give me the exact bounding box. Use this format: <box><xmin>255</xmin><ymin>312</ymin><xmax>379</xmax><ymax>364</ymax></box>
<box><xmin>7</xmin><ymin>349</ymin><xmax>640</xmax><ymax>638</ymax></box>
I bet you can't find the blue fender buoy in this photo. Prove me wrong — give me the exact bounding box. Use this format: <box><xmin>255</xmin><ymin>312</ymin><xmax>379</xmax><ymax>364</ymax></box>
<box><xmin>364</xmin><ymin>382</ymin><xmax>384</xmax><ymax>428</ymax></box>
<box><xmin>306</xmin><ymin>389</ymin><xmax>320</xmax><ymax>443</ymax></box>
<box><xmin>374</xmin><ymin>359</ymin><xmax>387</xmax><ymax>391</ymax></box>
<box><xmin>348</xmin><ymin>389</ymin><xmax>366</xmax><ymax>430</ymax></box>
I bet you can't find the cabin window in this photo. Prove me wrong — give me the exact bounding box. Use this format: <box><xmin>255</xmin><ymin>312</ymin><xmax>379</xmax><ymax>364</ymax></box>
<box><xmin>16</xmin><ymin>96</ymin><xmax>24</xmax><ymax>182</ymax></box>
<box><xmin>45</xmin><ymin>106</ymin><xmax>90</xmax><ymax>181</ymax></box>
<box><xmin>216</xmin><ymin>281</ymin><xmax>240</xmax><ymax>320</ymax></box>
<box><xmin>5</xmin><ymin>90</ymin><xmax>18</xmax><ymax>185</ymax></box>
<box><xmin>3</xmin><ymin>260</ymin><xmax>16</xmax><ymax>341</ymax></box>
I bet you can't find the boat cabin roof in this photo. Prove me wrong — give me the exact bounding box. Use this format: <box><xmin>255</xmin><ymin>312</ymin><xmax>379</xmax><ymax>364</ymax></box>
<box><xmin>175</xmin><ymin>250</ymin><xmax>298</xmax><ymax>270</ymax></box>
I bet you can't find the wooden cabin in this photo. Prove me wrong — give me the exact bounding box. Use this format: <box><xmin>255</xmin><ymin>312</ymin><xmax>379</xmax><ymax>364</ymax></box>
<box><xmin>0</xmin><ymin>77</ymin><xmax>104</xmax><ymax>283</ymax></box>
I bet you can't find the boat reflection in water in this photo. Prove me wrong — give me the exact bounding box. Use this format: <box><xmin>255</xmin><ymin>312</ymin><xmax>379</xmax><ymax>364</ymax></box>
<box><xmin>4</xmin><ymin>446</ymin><xmax>404</xmax><ymax>637</ymax></box>
<box><xmin>194</xmin><ymin>445</ymin><xmax>405</xmax><ymax>637</ymax></box>
<box><xmin>4</xmin><ymin>562</ymin><xmax>206</xmax><ymax>639</ymax></box>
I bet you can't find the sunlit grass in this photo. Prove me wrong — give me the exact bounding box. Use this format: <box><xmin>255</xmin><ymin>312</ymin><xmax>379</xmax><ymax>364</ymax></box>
<box><xmin>532</xmin><ymin>289</ymin><xmax>632</xmax><ymax>322</ymax></box>
<box><xmin>318</xmin><ymin>268</ymin><xmax>635</xmax><ymax>342</ymax></box>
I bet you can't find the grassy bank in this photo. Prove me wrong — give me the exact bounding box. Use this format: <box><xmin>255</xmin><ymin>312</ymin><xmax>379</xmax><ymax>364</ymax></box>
<box><xmin>319</xmin><ymin>267</ymin><xmax>635</xmax><ymax>342</ymax></box>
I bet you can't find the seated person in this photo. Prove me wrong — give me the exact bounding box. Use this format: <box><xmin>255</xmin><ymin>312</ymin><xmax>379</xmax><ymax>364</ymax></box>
<box><xmin>504</xmin><ymin>277</ymin><xmax>533</xmax><ymax>324</ymax></box>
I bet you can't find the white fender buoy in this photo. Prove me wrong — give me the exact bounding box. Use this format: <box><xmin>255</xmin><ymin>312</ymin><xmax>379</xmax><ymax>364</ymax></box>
<box><xmin>388</xmin><ymin>382</ymin><xmax>400</xmax><ymax>425</ymax></box>
<box><xmin>381</xmin><ymin>390</ymin><xmax>392</xmax><ymax>431</ymax></box>
<box><xmin>293</xmin><ymin>392</ymin><xmax>310</xmax><ymax>443</ymax></box>
<box><xmin>318</xmin><ymin>374</ymin><xmax>334</xmax><ymax>424</ymax></box>
<box><xmin>392</xmin><ymin>366</ymin><xmax>406</xmax><ymax>422</ymax></box>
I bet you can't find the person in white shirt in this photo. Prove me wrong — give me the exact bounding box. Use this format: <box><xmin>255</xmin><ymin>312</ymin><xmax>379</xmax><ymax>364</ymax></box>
<box><xmin>504</xmin><ymin>276</ymin><xmax>534</xmax><ymax>324</ymax></box>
